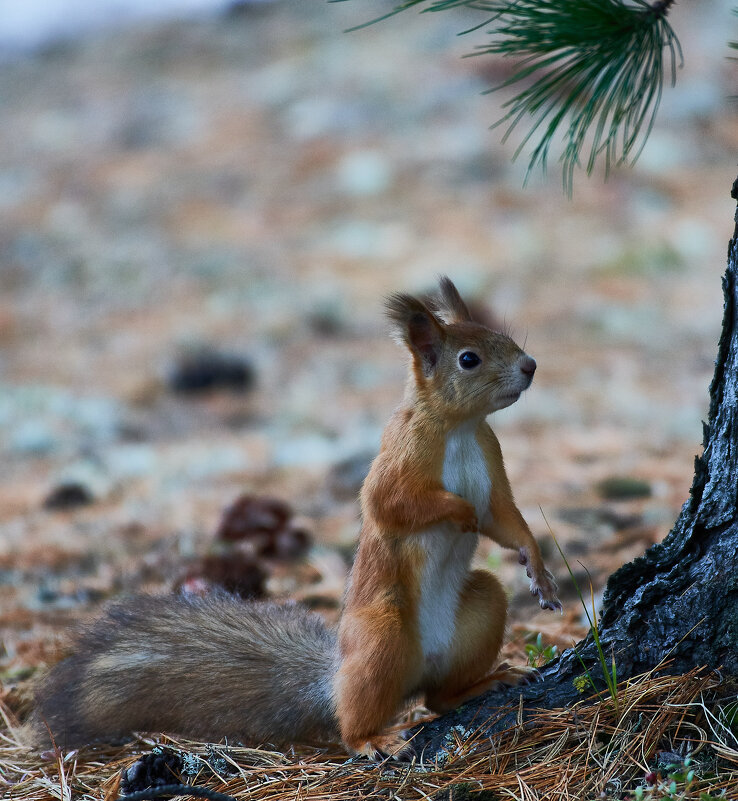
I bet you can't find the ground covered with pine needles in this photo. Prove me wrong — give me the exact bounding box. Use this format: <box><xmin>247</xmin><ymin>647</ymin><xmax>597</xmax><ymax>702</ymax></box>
<box><xmin>4</xmin><ymin>668</ymin><xmax>738</xmax><ymax>800</ymax></box>
<box><xmin>2</xmin><ymin>1</ymin><xmax>738</xmax><ymax>799</ymax></box>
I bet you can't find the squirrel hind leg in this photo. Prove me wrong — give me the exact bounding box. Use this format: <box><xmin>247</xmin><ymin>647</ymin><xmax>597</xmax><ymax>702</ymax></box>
<box><xmin>335</xmin><ymin>606</ymin><xmax>420</xmax><ymax>760</ymax></box>
<box><xmin>424</xmin><ymin>569</ymin><xmax>508</xmax><ymax>714</ymax></box>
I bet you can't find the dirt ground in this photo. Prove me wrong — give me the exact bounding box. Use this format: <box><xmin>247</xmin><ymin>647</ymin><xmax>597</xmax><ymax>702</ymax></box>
<box><xmin>1</xmin><ymin>0</ymin><xmax>737</xmax><ymax>693</ymax></box>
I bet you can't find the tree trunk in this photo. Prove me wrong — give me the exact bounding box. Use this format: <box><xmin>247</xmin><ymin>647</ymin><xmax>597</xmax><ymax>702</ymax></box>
<box><xmin>413</xmin><ymin>180</ymin><xmax>738</xmax><ymax>758</ymax></box>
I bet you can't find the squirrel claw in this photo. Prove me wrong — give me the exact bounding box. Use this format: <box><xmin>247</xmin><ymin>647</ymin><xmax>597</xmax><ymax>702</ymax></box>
<box><xmin>538</xmin><ymin>596</ymin><xmax>563</xmax><ymax>613</ymax></box>
<box><xmin>508</xmin><ymin>667</ymin><xmax>542</xmax><ymax>687</ymax></box>
<box><xmin>490</xmin><ymin>664</ymin><xmax>539</xmax><ymax>687</ymax></box>
<box><xmin>530</xmin><ymin>568</ymin><xmax>560</xmax><ymax>613</ymax></box>
<box><xmin>348</xmin><ymin>734</ymin><xmax>413</xmax><ymax>761</ymax></box>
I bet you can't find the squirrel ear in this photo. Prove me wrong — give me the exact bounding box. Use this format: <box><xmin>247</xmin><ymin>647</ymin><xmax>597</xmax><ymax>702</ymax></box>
<box><xmin>431</xmin><ymin>276</ymin><xmax>473</xmax><ymax>324</ymax></box>
<box><xmin>386</xmin><ymin>292</ymin><xmax>445</xmax><ymax>375</ymax></box>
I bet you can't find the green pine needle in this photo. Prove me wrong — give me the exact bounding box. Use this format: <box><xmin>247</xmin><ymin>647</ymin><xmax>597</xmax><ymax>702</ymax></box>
<box><xmin>340</xmin><ymin>0</ymin><xmax>682</xmax><ymax>194</ymax></box>
<box><xmin>478</xmin><ymin>0</ymin><xmax>682</xmax><ymax>193</ymax></box>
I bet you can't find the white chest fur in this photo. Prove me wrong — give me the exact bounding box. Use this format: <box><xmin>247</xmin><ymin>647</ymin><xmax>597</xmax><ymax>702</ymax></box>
<box><xmin>441</xmin><ymin>422</ymin><xmax>492</xmax><ymax>520</ymax></box>
<box><xmin>416</xmin><ymin>422</ymin><xmax>492</xmax><ymax>665</ymax></box>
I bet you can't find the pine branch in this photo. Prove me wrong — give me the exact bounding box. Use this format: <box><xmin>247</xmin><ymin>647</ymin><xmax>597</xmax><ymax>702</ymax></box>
<box><xmin>339</xmin><ymin>0</ymin><xmax>682</xmax><ymax>194</ymax></box>
<box><xmin>479</xmin><ymin>0</ymin><xmax>682</xmax><ymax>193</ymax></box>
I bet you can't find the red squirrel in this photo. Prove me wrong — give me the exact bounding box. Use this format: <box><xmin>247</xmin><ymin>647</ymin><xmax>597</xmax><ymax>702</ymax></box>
<box><xmin>27</xmin><ymin>277</ymin><xmax>560</xmax><ymax>757</ymax></box>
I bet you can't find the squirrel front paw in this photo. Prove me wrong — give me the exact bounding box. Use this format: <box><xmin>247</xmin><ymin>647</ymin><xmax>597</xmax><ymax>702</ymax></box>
<box><xmin>452</xmin><ymin>501</ymin><xmax>479</xmax><ymax>533</ymax></box>
<box><xmin>519</xmin><ymin>547</ymin><xmax>562</xmax><ymax>612</ymax></box>
<box><xmin>530</xmin><ymin>570</ymin><xmax>562</xmax><ymax>612</ymax></box>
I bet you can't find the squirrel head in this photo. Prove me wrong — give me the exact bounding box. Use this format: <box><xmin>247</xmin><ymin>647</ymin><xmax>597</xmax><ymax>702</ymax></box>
<box><xmin>386</xmin><ymin>276</ymin><xmax>536</xmax><ymax>420</ymax></box>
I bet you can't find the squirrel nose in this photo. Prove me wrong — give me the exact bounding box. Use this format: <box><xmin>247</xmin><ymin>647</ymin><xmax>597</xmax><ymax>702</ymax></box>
<box><xmin>520</xmin><ymin>356</ymin><xmax>537</xmax><ymax>378</ymax></box>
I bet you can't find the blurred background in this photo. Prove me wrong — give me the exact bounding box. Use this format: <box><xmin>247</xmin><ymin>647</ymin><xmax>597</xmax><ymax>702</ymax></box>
<box><xmin>0</xmin><ymin>0</ymin><xmax>736</xmax><ymax>674</ymax></box>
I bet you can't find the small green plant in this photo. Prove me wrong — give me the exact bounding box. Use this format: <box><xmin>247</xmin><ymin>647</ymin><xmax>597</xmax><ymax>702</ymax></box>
<box><xmin>541</xmin><ymin>508</ymin><xmax>620</xmax><ymax>713</ymax></box>
<box><xmin>524</xmin><ymin>632</ymin><xmax>558</xmax><ymax>667</ymax></box>
<box><xmin>717</xmin><ymin>698</ymin><xmax>738</xmax><ymax>739</ymax></box>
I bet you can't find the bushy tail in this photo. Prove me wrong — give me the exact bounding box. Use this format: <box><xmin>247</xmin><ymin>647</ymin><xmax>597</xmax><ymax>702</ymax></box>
<box><xmin>27</xmin><ymin>593</ymin><xmax>339</xmax><ymax>750</ymax></box>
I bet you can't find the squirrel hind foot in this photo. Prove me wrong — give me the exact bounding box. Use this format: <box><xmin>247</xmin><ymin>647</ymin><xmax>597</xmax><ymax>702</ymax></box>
<box><xmin>346</xmin><ymin>732</ymin><xmax>413</xmax><ymax>761</ymax></box>
<box><xmin>489</xmin><ymin>663</ymin><xmax>540</xmax><ymax>688</ymax></box>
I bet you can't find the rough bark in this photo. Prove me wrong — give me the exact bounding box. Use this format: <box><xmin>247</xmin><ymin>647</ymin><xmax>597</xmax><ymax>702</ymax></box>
<box><xmin>412</xmin><ymin>181</ymin><xmax>738</xmax><ymax>758</ymax></box>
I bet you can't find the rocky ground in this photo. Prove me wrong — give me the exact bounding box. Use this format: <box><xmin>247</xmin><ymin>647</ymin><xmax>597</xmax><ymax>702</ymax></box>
<box><xmin>0</xmin><ymin>0</ymin><xmax>737</xmax><ymax>698</ymax></box>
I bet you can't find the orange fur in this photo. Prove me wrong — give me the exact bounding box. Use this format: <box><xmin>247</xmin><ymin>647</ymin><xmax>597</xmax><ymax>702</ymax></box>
<box><xmin>335</xmin><ymin>277</ymin><xmax>561</xmax><ymax>756</ymax></box>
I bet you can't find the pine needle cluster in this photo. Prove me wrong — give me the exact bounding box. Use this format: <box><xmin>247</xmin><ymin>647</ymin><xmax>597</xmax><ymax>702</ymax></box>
<box><xmin>342</xmin><ymin>0</ymin><xmax>682</xmax><ymax>193</ymax></box>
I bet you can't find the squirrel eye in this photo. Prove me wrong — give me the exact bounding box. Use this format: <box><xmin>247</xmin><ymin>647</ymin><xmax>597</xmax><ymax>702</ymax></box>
<box><xmin>458</xmin><ymin>351</ymin><xmax>481</xmax><ymax>370</ymax></box>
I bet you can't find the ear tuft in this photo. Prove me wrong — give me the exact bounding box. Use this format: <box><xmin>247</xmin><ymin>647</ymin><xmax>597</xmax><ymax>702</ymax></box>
<box><xmin>385</xmin><ymin>292</ymin><xmax>445</xmax><ymax>374</ymax></box>
<box><xmin>385</xmin><ymin>292</ymin><xmax>424</xmax><ymax>333</ymax></box>
<box><xmin>430</xmin><ymin>276</ymin><xmax>473</xmax><ymax>324</ymax></box>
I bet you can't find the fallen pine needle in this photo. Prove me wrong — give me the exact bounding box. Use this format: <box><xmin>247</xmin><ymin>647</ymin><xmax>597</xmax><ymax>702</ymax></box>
<box><xmin>1</xmin><ymin>668</ymin><xmax>736</xmax><ymax>801</ymax></box>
